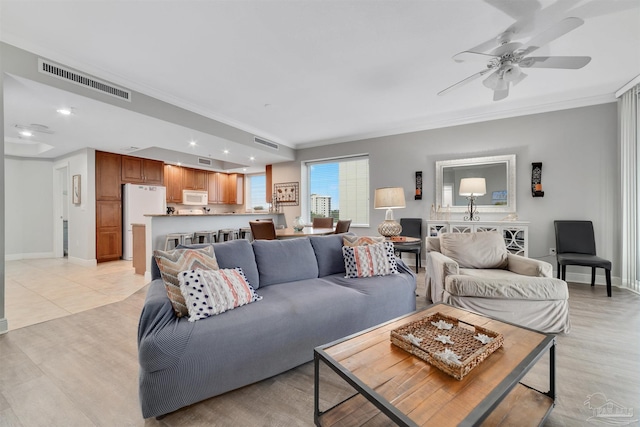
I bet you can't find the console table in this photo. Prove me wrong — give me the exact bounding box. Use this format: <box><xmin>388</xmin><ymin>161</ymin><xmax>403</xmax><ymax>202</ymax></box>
<box><xmin>426</xmin><ymin>220</ymin><xmax>529</xmax><ymax>257</ymax></box>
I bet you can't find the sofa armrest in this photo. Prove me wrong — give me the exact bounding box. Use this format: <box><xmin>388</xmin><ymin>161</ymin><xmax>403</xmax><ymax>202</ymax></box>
<box><xmin>507</xmin><ymin>253</ymin><xmax>553</xmax><ymax>277</ymax></box>
<box><xmin>425</xmin><ymin>251</ymin><xmax>459</xmax><ymax>303</ymax></box>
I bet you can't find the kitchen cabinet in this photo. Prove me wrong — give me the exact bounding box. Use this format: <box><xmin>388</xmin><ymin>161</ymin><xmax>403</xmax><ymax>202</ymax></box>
<box><xmin>121</xmin><ymin>156</ymin><xmax>164</xmax><ymax>185</ymax></box>
<box><xmin>183</xmin><ymin>168</ymin><xmax>208</xmax><ymax>191</ymax></box>
<box><xmin>132</xmin><ymin>224</ymin><xmax>146</xmax><ymax>275</ymax></box>
<box><xmin>207</xmin><ymin>172</ymin><xmax>229</xmax><ymax>204</ymax></box>
<box><xmin>228</xmin><ymin>173</ymin><xmax>244</xmax><ymax>205</ymax></box>
<box><xmin>96</xmin><ymin>200</ymin><xmax>122</xmax><ymax>262</ymax></box>
<box><xmin>164</xmin><ymin>164</ymin><xmax>183</xmax><ymax>203</ymax></box>
<box><xmin>96</xmin><ymin>151</ymin><xmax>122</xmax><ymax>201</ymax></box>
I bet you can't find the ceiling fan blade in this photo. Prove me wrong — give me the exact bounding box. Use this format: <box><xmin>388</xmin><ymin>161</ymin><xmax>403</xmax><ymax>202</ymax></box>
<box><xmin>490</xmin><ymin>41</ymin><xmax>523</xmax><ymax>57</ymax></box>
<box><xmin>453</xmin><ymin>50</ymin><xmax>497</xmax><ymax>63</ymax></box>
<box><xmin>518</xmin><ymin>17</ymin><xmax>585</xmax><ymax>56</ymax></box>
<box><xmin>520</xmin><ymin>56</ymin><xmax>591</xmax><ymax>69</ymax></box>
<box><xmin>438</xmin><ymin>68</ymin><xmax>493</xmax><ymax>96</ymax></box>
<box><xmin>483</xmin><ymin>0</ymin><xmax>542</xmax><ymax>21</ymax></box>
<box><xmin>493</xmin><ymin>86</ymin><xmax>510</xmax><ymax>101</ymax></box>
<box><xmin>511</xmin><ymin>71</ymin><xmax>527</xmax><ymax>86</ymax></box>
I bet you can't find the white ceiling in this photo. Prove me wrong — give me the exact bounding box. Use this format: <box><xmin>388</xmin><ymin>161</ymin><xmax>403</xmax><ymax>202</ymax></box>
<box><xmin>2</xmin><ymin>0</ymin><xmax>639</xmax><ymax>169</ymax></box>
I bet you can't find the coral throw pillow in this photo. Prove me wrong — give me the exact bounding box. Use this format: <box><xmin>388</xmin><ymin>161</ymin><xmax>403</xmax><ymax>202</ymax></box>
<box><xmin>342</xmin><ymin>241</ymin><xmax>398</xmax><ymax>278</ymax></box>
<box><xmin>154</xmin><ymin>246</ymin><xmax>219</xmax><ymax>317</ymax></box>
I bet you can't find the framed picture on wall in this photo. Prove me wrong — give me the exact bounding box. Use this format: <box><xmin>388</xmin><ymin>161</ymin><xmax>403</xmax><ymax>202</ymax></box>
<box><xmin>72</xmin><ymin>174</ymin><xmax>81</xmax><ymax>204</ymax></box>
<box><xmin>273</xmin><ymin>182</ymin><xmax>299</xmax><ymax>206</ymax></box>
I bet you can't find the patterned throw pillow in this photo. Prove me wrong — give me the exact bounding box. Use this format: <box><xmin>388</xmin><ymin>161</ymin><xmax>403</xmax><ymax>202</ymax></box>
<box><xmin>178</xmin><ymin>268</ymin><xmax>262</xmax><ymax>322</ymax></box>
<box><xmin>342</xmin><ymin>235</ymin><xmax>386</xmax><ymax>247</ymax></box>
<box><xmin>342</xmin><ymin>241</ymin><xmax>399</xmax><ymax>278</ymax></box>
<box><xmin>154</xmin><ymin>246</ymin><xmax>219</xmax><ymax>317</ymax></box>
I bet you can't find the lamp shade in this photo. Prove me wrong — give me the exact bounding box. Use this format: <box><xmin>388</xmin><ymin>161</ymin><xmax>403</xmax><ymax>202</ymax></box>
<box><xmin>459</xmin><ymin>178</ymin><xmax>486</xmax><ymax>196</ymax></box>
<box><xmin>374</xmin><ymin>187</ymin><xmax>406</xmax><ymax>209</ymax></box>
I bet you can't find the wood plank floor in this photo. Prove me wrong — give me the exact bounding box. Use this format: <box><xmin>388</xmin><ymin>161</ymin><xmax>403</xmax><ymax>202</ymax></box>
<box><xmin>0</xmin><ymin>268</ymin><xmax>638</xmax><ymax>426</ymax></box>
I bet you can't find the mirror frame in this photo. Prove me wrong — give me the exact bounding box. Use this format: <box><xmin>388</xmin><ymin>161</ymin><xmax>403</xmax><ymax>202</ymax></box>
<box><xmin>435</xmin><ymin>154</ymin><xmax>516</xmax><ymax>214</ymax></box>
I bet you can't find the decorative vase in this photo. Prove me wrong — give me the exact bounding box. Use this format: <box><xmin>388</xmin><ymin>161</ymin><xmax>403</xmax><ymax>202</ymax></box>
<box><xmin>293</xmin><ymin>216</ymin><xmax>305</xmax><ymax>232</ymax></box>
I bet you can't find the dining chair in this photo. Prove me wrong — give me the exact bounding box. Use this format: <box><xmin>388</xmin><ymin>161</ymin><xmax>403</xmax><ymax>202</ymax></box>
<box><xmin>554</xmin><ymin>220</ymin><xmax>612</xmax><ymax>297</ymax></box>
<box><xmin>249</xmin><ymin>220</ymin><xmax>276</xmax><ymax>240</ymax></box>
<box><xmin>334</xmin><ymin>219</ymin><xmax>352</xmax><ymax>234</ymax></box>
<box><xmin>395</xmin><ymin>218</ymin><xmax>422</xmax><ymax>272</ymax></box>
<box><xmin>312</xmin><ymin>217</ymin><xmax>334</xmax><ymax>228</ymax></box>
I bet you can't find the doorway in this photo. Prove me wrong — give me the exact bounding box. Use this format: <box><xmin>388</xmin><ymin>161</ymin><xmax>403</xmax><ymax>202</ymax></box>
<box><xmin>53</xmin><ymin>163</ymin><xmax>69</xmax><ymax>258</ymax></box>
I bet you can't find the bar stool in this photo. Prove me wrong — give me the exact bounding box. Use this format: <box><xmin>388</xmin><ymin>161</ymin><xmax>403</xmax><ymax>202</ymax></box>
<box><xmin>217</xmin><ymin>228</ymin><xmax>237</xmax><ymax>242</ymax></box>
<box><xmin>164</xmin><ymin>232</ymin><xmax>195</xmax><ymax>250</ymax></box>
<box><xmin>194</xmin><ymin>230</ymin><xmax>217</xmax><ymax>244</ymax></box>
<box><xmin>238</xmin><ymin>227</ymin><xmax>252</xmax><ymax>240</ymax></box>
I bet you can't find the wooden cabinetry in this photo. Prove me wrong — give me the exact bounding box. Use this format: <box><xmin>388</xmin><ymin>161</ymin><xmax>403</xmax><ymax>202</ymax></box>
<box><xmin>182</xmin><ymin>168</ymin><xmax>208</xmax><ymax>190</ymax></box>
<box><xmin>121</xmin><ymin>156</ymin><xmax>164</xmax><ymax>185</ymax></box>
<box><xmin>96</xmin><ymin>200</ymin><xmax>122</xmax><ymax>261</ymax></box>
<box><xmin>164</xmin><ymin>164</ymin><xmax>183</xmax><ymax>203</ymax></box>
<box><xmin>96</xmin><ymin>151</ymin><xmax>123</xmax><ymax>262</ymax></box>
<box><xmin>228</xmin><ymin>173</ymin><xmax>244</xmax><ymax>205</ymax></box>
<box><xmin>132</xmin><ymin>224</ymin><xmax>146</xmax><ymax>275</ymax></box>
<box><xmin>96</xmin><ymin>151</ymin><xmax>122</xmax><ymax>201</ymax></box>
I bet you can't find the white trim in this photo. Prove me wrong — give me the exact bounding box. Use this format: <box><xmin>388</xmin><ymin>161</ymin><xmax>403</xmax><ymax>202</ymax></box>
<box><xmin>0</xmin><ymin>318</ymin><xmax>8</xmax><ymax>335</ymax></box>
<box><xmin>53</xmin><ymin>161</ymin><xmax>69</xmax><ymax>259</ymax></box>
<box><xmin>6</xmin><ymin>252</ymin><xmax>55</xmax><ymax>261</ymax></box>
<box><xmin>615</xmin><ymin>75</ymin><xmax>640</xmax><ymax>98</ymax></box>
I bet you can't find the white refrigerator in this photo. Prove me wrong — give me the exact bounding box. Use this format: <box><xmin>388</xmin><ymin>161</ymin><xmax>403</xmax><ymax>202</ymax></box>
<box><xmin>123</xmin><ymin>183</ymin><xmax>167</xmax><ymax>260</ymax></box>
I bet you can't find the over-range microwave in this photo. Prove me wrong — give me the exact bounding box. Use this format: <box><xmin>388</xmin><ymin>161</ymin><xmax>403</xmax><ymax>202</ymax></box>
<box><xmin>182</xmin><ymin>190</ymin><xmax>208</xmax><ymax>205</ymax></box>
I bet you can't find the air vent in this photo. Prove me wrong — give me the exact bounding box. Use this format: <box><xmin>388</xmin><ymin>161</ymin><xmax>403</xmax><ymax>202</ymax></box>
<box><xmin>38</xmin><ymin>59</ymin><xmax>132</xmax><ymax>102</ymax></box>
<box><xmin>198</xmin><ymin>157</ymin><xmax>213</xmax><ymax>166</ymax></box>
<box><xmin>254</xmin><ymin>136</ymin><xmax>279</xmax><ymax>150</ymax></box>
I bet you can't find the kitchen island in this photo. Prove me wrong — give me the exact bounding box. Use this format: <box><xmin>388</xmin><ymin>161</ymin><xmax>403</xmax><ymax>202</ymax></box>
<box><xmin>142</xmin><ymin>212</ymin><xmax>285</xmax><ymax>280</ymax></box>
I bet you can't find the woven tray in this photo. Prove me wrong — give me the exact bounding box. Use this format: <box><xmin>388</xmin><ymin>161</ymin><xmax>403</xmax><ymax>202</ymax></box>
<box><xmin>390</xmin><ymin>312</ymin><xmax>504</xmax><ymax>380</ymax></box>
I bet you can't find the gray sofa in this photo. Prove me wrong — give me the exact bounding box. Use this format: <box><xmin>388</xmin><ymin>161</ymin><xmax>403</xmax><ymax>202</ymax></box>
<box><xmin>138</xmin><ymin>233</ymin><xmax>416</xmax><ymax>418</ymax></box>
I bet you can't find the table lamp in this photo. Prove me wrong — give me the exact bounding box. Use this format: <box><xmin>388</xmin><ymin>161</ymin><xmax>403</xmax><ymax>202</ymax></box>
<box><xmin>459</xmin><ymin>178</ymin><xmax>486</xmax><ymax>221</ymax></box>
<box><xmin>374</xmin><ymin>187</ymin><xmax>406</xmax><ymax>237</ymax></box>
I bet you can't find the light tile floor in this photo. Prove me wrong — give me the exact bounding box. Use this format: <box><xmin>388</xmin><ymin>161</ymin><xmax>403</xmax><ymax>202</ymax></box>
<box><xmin>4</xmin><ymin>258</ymin><xmax>147</xmax><ymax>330</ymax></box>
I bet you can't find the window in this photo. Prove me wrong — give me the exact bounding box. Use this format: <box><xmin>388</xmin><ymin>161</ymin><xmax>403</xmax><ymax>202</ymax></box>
<box><xmin>246</xmin><ymin>174</ymin><xmax>267</xmax><ymax>210</ymax></box>
<box><xmin>306</xmin><ymin>156</ymin><xmax>369</xmax><ymax>226</ymax></box>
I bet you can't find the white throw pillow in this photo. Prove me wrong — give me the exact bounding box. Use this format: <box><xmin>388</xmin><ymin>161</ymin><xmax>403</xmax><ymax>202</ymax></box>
<box><xmin>342</xmin><ymin>241</ymin><xmax>398</xmax><ymax>278</ymax></box>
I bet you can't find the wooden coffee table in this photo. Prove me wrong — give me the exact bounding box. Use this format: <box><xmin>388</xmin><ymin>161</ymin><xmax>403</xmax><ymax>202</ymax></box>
<box><xmin>314</xmin><ymin>304</ymin><xmax>555</xmax><ymax>426</ymax></box>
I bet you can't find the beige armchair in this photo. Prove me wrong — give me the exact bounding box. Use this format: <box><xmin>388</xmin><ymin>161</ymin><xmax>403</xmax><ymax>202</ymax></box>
<box><xmin>426</xmin><ymin>231</ymin><xmax>570</xmax><ymax>333</ymax></box>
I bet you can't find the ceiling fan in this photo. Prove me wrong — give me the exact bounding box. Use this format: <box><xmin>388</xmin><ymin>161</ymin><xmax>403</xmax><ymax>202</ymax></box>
<box><xmin>438</xmin><ymin>17</ymin><xmax>592</xmax><ymax>101</ymax></box>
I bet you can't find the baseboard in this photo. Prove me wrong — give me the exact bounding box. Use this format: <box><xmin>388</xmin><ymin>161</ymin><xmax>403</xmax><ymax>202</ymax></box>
<box><xmin>5</xmin><ymin>252</ymin><xmax>55</xmax><ymax>261</ymax></box>
<box><xmin>0</xmin><ymin>318</ymin><xmax>8</xmax><ymax>335</ymax></box>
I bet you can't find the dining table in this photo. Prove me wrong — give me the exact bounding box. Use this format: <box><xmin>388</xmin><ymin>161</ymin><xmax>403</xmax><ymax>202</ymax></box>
<box><xmin>275</xmin><ymin>227</ymin><xmax>335</xmax><ymax>239</ymax></box>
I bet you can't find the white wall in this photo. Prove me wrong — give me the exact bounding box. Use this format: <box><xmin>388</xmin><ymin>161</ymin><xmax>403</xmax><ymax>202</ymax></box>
<box><xmin>4</xmin><ymin>157</ymin><xmax>55</xmax><ymax>259</ymax></box>
<box><xmin>274</xmin><ymin>103</ymin><xmax>620</xmax><ymax>282</ymax></box>
<box><xmin>5</xmin><ymin>149</ymin><xmax>96</xmax><ymax>264</ymax></box>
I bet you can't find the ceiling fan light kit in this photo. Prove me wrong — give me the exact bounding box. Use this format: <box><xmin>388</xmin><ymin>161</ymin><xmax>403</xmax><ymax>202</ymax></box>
<box><xmin>438</xmin><ymin>17</ymin><xmax>592</xmax><ymax>101</ymax></box>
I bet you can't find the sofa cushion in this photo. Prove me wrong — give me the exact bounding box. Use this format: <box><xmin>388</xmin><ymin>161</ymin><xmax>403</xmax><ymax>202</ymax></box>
<box><xmin>178</xmin><ymin>267</ymin><xmax>262</xmax><ymax>321</ymax></box>
<box><xmin>343</xmin><ymin>235</ymin><xmax>385</xmax><ymax>247</ymax></box>
<box><xmin>440</xmin><ymin>231</ymin><xmax>508</xmax><ymax>269</ymax></box>
<box><xmin>252</xmin><ymin>238</ymin><xmax>319</xmax><ymax>286</ymax></box>
<box><xmin>178</xmin><ymin>240</ymin><xmax>260</xmax><ymax>289</ymax></box>
<box><xmin>445</xmin><ymin>273</ymin><xmax>569</xmax><ymax>300</ymax></box>
<box><xmin>342</xmin><ymin>241</ymin><xmax>398</xmax><ymax>278</ymax></box>
<box><xmin>154</xmin><ymin>246</ymin><xmax>219</xmax><ymax>317</ymax></box>
<box><xmin>309</xmin><ymin>233</ymin><xmax>348</xmax><ymax>277</ymax></box>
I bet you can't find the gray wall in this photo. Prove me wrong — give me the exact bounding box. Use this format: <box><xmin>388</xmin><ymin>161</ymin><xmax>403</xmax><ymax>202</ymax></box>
<box><xmin>274</xmin><ymin>103</ymin><xmax>619</xmax><ymax>281</ymax></box>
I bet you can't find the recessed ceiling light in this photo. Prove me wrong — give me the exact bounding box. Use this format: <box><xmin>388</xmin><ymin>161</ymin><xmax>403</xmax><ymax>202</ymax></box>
<box><xmin>19</xmin><ymin>130</ymin><xmax>33</xmax><ymax>137</ymax></box>
<box><xmin>223</xmin><ymin>149</ymin><xmax>229</xmax><ymax>154</ymax></box>
<box><xmin>189</xmin><ymin>141</ymin><xmax>197</xmax><ymax>147</ymax></box>
<box><xmin>243</xmin><ymin>168</ymin><xmax>247</xmax><ymax>172</ymax></box>
<box><xmin>249</xmin><ymin>156</ymin><xmax>255</xmax><ymax>161</ymax></box>
<box><xmin>177</xmin><ymin>162</ymin><xmax>182</xmax><ymax>166</ymax></box>
<box><xmin>57</xmin><ymin>108</ymin><xmax>73</xmax><ymax>116</ymax></box>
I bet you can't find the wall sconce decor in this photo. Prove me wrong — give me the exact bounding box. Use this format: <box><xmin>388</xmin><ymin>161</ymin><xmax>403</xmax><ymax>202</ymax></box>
<box><xmin>415</xmin><ymin>171</ymin><xmax>422</xmax><ymax>200</ymax></box>
<box><xmin>531</xmin><ymin>162</ymin><xmax>544</xmax><ymax>197</ymax></box>
<box><xmin>459</xmin><ymin>177</ymin><xmax>486</xmax><ymax>221</ymax></box>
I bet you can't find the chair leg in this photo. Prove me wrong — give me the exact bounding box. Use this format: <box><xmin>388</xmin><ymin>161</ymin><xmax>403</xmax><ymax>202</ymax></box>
<box><xmin>557</xmin><ymin>263</ymin><xmax>560</xmax><ymax>279</ymax></box>
<box><xmin>561</xmin><ymin>265</ymin><xmax>566</xmax><ymax>281</ymax></box>
<box><xmin>415</xmin><ymin>253</ymin><xmax>419</xmax><ymax>273</ymax></box>
<box><xmin>591</xmin><ymin>268</ymin><xmax>596</xmax><ymax>287</ymax></box>
<box><xmin>605</xmin><ymin>269</ymin><xmax>612</xmax><ymax>297</ymax></box>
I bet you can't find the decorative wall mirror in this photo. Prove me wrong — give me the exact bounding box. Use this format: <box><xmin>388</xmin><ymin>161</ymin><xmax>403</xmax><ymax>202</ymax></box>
<box><xmin>435</xmin><ymin>154</ymin><xmax>516</xmax><ymax>214</ymax></box>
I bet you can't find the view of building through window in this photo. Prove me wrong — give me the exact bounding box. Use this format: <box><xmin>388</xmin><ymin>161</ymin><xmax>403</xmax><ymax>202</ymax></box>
<box><xmin>307</xmin><ymin>156</ymin><xmax>369</xmax><ymax>226</ymax></box>
<box><xmin>247</xmin><ymin>174</ymin><xmax>267</xmax><ymax>210</ymax></box>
